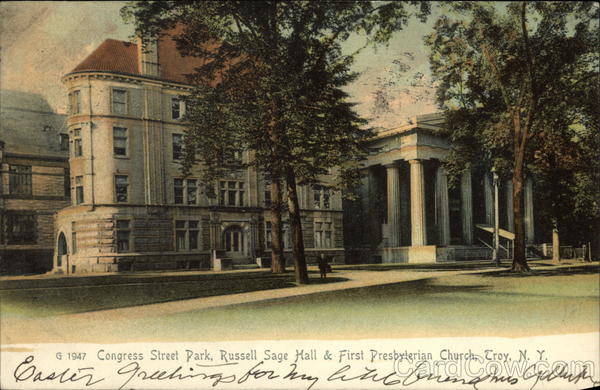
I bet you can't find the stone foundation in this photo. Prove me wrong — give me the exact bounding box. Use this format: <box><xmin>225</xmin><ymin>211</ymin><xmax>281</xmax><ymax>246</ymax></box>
<box><xmin>347</xmin><ymin>245</ymin><xmax>494</xmax><ymax>264</ymax></box>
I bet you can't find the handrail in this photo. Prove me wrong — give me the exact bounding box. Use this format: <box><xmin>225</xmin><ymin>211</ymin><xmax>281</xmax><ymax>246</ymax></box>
<box><xmin>475</xmin><ymin>224</ymin><xmax>515</xmax><ymax>240</ymax></box>
<box><xmin>477</xmin><ymin>238</ymin><xmax>493</xmax><ymax>250</ymax></box>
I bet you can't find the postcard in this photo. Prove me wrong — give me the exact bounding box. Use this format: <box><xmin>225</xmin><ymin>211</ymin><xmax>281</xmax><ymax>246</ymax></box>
<box><xmin>1</xmin><ymin>1</ymin><xmax>599</xmax><ymax>389</ymax></box>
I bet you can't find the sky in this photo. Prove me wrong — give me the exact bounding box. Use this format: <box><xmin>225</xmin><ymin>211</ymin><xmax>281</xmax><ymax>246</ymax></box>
<box><xmin>0</xmin><ymin>1</ymin><xmax>438</xmax><ymax>128</ymax></box>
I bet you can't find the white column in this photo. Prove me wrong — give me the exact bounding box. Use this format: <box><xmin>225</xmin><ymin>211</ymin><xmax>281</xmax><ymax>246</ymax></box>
<box><xmin>410</xmin><ymin>159</ymin><xmax>427</xmax><ymax>246</ymax></box>
<box><xmin>386</xmin><ymin>164</ymin><xmax>401</xmax><ymax>247</ymax></box>
<box><xmin>524</xmin><ymin>177</ymin><xmax>535</xmax><ymax>244</ymax></box>
<box><xmin>359</xmin><ymin>169</ymin><xmax>370</xmax><ymax>213</ymax></box>
<box><xmin>505</xmin><ymin>179</ymin><xmax>514</xmax><ymax>231</ymax></box>
<box><xmin>436</xmin><ymin>165</ymin><xmax>450</xmax><ymax>246</ymax></box>
<box><xmin>484</xmin><ymin>173</ymin><xmax>494</xmax><ymax>225</ymax></box>
<box><xmin>461</xmin><ymin>170</ymin><xmax>473</xmax><ymax>245</ymax></box>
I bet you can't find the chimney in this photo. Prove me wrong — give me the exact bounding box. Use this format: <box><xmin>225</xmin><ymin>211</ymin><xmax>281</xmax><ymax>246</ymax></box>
<box><xmin>136</xmin><ymin>36</ymin><xmax>160</xmax><ymax>77</ymax></box>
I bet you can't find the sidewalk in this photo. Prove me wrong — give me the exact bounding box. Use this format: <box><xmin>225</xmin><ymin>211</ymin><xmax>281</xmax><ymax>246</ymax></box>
<box><xmin>56</xmin><ymin>260</ymin><xmax>591</xmax><ymax>321</ymax></box>
<box><xmin>1</xmin><ymin>261</ymin><xmax>596</xmax><ymax>344</ymax></box>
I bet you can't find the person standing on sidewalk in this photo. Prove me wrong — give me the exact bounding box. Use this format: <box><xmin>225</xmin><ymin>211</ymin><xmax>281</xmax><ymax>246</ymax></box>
<box><xmin>318</xmin><ymin>253</ymin><xmax>328</xmax><ymax>280</ymax></box>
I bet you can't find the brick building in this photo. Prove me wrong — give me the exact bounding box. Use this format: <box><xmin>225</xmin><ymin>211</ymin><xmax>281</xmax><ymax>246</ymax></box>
<box><xmin>53</xmin><ymin>35</ymin><xmax>344</xmax><ymax>273</ymax></box>
<box><xmin>0</xmin><ymin>90</ymin><xmax>70</xmax><ymax>274</ymax></box>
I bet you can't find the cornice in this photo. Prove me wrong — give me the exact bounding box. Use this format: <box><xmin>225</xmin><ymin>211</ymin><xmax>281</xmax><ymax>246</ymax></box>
<box><xmin>62</xmin><ymin>71</ymin><xmax>193</xmax><ymax>91</ymax></box>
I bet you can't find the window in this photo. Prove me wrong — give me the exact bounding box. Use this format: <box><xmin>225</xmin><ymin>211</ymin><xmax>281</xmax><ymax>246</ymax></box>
<box><xmin>69</xmin><ymin>90</ymin><xmax>81</xmax><ymax>114</ymax></box>
<box><xmin>172</xmin><ymin>133</ymin><xmax>183</xmax><ymax>160</ymax></box>
<box><xmin>113</xmin><ymin>127</ymin><xmax>128</xmax><ymax>156</ymax></box>
<box><xmin>175</xmin><ymin>220</ymin><xmax>199</xmax><ymax>251</ymax></box>
<box><xmin>5</xmin><ymin>212</ymin><xmax>36</xmax><ymax>244</ymax></box>
<box><xmin>57</xmin><ymin>232</ymin><xmax>67</xmax><ymax>258</ymax></box>
<box><xmin>115</xmin><ymin>175</ymin><xmax>129</xmax><ymax>202</ymax></box>
<box><xmin>9</xmin><ymin>165</ymin><xmax>32</xmax><ymax>195</ymax></box>
<box><xmin>59</xmin><ymin>133</ymin><xmax>69</xmax><ymax>151</ymax></box>
<box><xmin>174</xmin><ymin>179</ymin><xmax>184</xmax><ymax>204</ymax></box>
<box><xmin>75</xmin><ymin>176</ymin><xmax>84</xmax><ymax>204</ymax></box>
<box><xmin>73</xmin><ymin>128</ymin><xmax>82</xmax><ymax>157</ymax></box>
<box><xmin>173</xmin><ymin>178</ymin><xmax>198</xmax><ymax>205</ymax></box>
<box><xmin>224</xmin><ymin>226</ymin><xmax>244</xmax><ymax>252</ymax></box>
<box><xmin>112</xmin><ymin>88</ymin><xmax>127</xmax><ymax>115</ymax></box>
<box><xmin>72</xmin><ymin>232</ymin><xmax>77</xmax><ymax>254</ymax></box>
<box><xmin>171</xmin><ymin>97</ymin><xmax>184</xmax><ymax>120</ymax></box>
<box><xmin>116</xmin><ymin>220</ymin><xmax>130</xmax><ymax>252</ymax></box>
<box><xmin>264</xmin><ymin>180</ymin><xmax>272</xmax><ymax>207</ymax></box>
<box><xmin>265</xmin><ymin>221</ymin><xmax>289</xmax><ymax>249</ymax></box>
<box><xmin>187</xmin><ymin>179</ymin><xmax>198</xmax><ymax>205</ymax></box>
<box><xmin>219</xmin><ymin>181</ymin><xmax>245</xmax><ymax>207</ymax></box>
<box><xmin>64</xmin><ymin>168</ymin><xmax>71</xmax><ymax>199</ymax></box>
<box><xmin>314</xmin><ymin>221</ymin><xmax>333</xmax><ymax>248</ymax></box>
<box><xmin>224</xmin><ymin>150</ymin><xmax>243</xmax><ymax>165</ymax></box>
<box><xmin>313</xmin><ymin>185</ymin><xmax>331</xmax><ymax>209</ymax></box>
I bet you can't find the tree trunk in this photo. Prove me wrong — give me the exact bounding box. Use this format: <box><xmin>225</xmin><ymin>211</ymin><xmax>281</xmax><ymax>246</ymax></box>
<box><xmin>285</xmin><ymin>166</ymin><xmax>309</xmax><ymax>284</ymax></box>
<box><xmin>551</xmin><ymin>219</ymin><xmax>560</xmax><ymax>262</ymax></box>
<box><xmin>511</xmin><ymin>109</ymin><xmax>531</xmax><ymax>273</ymax></box>
<box><xmin>512</xmin><ymin>167</ymin><xmax>531</xmax><ymax>272</ymax></box>
<box><xmin>270</xmin><ymin>177</ymin><xmax>286</xmax><ymax>273</ymax></box>
<box><xmin>265</xmin><ymin>1</ymin><xmax>286</xmax><ymax>274</ymax></box>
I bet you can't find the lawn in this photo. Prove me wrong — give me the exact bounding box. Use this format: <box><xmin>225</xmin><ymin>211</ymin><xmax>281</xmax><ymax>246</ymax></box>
<box><xmin>0</xmin><ymin>270</ymin><xmax>297</xmax><ymax>317</ymax></box>
<box><xmin>0</xmin><ymin>261</ymin><xmax>498</xmax><ymax>318</ymax></box>
<box><xmin>1</xmin><ymin>263</ymin><xmax>598</xmax><ymax>343</ymax></box>
<box><xmin>142</xmin><ymin>265</ymin><xmax>599</xmax><ymax>341</ymax></box>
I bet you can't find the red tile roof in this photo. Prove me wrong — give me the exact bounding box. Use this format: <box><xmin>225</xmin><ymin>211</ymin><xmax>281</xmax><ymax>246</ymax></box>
<box><xmin>68</xmin><ymin>35</ymin><xmax>207</xmax><ymax>84</ymax></box>
<box><xmin>71</xmin><ymin>39</ymin><xmax>139</xmax><ymax>76</ymax></box>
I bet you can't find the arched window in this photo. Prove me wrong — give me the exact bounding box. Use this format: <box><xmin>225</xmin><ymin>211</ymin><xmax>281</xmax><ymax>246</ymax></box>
<box><xmin>57</xmin><ymin>232</ymin><xmax>68</xmax><ymax>267</ymax></box>
<box><xmin>58</xmin><ymin>232</ymin><xmax>68</xmax><ymax>255</ymax></box>
<box><xmin>223</xmin><ymin>225</ymin><xmax>245</xmax><ymax>253</ymax></box>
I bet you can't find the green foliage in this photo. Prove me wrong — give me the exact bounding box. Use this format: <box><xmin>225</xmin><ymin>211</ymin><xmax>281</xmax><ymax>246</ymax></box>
<box><xmin>426</xmin><ymin>1</ymin><xmax>599</xmax><ymax>243</ymax></box>
<box><xmin>122</xmin><ymin>1</ymin><xmax>431</xmax><ymax>192</ymax></box>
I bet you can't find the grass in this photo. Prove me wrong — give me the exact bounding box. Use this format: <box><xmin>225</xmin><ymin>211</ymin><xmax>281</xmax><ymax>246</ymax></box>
<box><xmin>1</xmin><ymin>263</ymin><xmax>598</xmax><ymax>343</ymax></box>
<box><xmin>0</xmin><ymin>271</ymin><xmax>297</xmax><ymax>317</ymax></box>
<box><xmin>143</xmin><ymin>269</ymin><xmax>599</xmax><ymax>341</ymax></box>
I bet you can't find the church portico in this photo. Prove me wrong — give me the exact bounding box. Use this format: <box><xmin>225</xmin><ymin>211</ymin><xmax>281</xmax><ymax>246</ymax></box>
<box><xmin>345</xmin><ymin>114</ymin><xmax>488</xmax><ymax>264</ymax></box>
<box><xmin>344</xmin><ymin>113</ymin><xmax>543</xmax><ymax>264</ymax></box>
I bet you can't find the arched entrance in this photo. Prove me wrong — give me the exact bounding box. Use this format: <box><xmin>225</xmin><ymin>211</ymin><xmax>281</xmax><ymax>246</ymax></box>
<box><xmin>57</xmin><ymin>232</ymin><xmax>68</xmax><ymax>268</ymax></box>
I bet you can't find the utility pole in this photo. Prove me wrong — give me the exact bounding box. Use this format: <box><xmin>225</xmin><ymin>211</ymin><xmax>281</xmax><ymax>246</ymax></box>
<box><xmin>492</xmin><ymin>168</ymin><xmax>500</xmax><ymax>266</ymax></box>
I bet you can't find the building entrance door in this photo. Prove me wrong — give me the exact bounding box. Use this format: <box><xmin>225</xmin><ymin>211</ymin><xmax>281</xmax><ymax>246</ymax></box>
<box><xmin>223</xmin><ymin>225</ymin><xmax>247</xmax><ymax>260</ymax></box>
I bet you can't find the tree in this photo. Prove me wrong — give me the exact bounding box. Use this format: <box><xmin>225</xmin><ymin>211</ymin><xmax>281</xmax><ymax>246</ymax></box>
<box><xmin>123</xmin><ymin>1</ymin><xmax>430</xmax><ymax>283</ymax></box>
<box><xmin>530</xmin><ymin>122</ymin><xmax>592</xmax><ymax>262</ymax></box>
<box><xmin>426</xmin><ymin>1</ymin><xmax>598</xmax><ymax>272</ymax></box>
